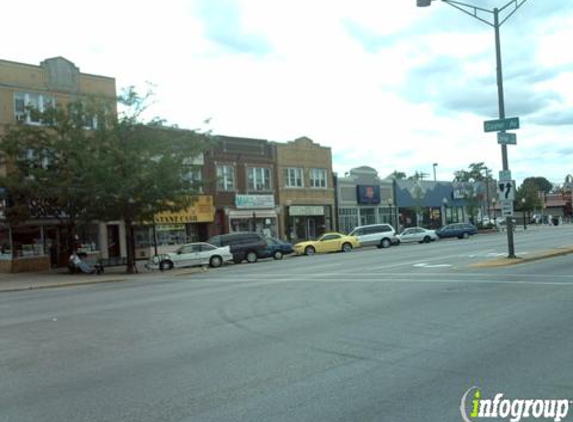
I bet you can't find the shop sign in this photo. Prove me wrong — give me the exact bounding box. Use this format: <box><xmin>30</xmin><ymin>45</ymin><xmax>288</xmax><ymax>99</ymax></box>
<box><xmin>154</xmin><ymin>195</ymin><xmax>214</xmax><ymax>224</ymax></box>
<box><xmin>235</xmin><ymin>194</ymin><xmax>275</xmax><ymax>209</ymax></box>
<box><xmin>357</xmin><ymin>185</ymin><xmax>381</xmax><ymax>205</ymax></box>
<box><xmin>289</xmin><ymin>205</ymin><xmax>324</xmax><ymax>216</ymax></box>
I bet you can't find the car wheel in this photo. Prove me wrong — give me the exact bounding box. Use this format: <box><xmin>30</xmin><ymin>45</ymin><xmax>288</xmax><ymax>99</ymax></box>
<box><xmin>209</xmin><ymin>255</ymin><xmax>223</xmax><ymax>268</ymax></box>
<box><xmin>305</xmin><ymin>246</ymin><xmax>316</xmax><ymax>256</ymax></box>
<box><xmin>380</xmin><ymin>238</ymin><xmax>391</xmax><ymax>249</ymax></box>
<box><xmin>159</xmin><ymin>260</ymin><xmax>173</xmax><ymax>271</ymax></box>
<box><xmin>462</xmin><ymin>232</ymin><xmax>470</xmax><ymax>239</ymax></box>
<box><xmin>273</xmin><ymin>250</ymin><xmax>283</xmax><ymax>260</ymax></box>
<box><xmin>342</xmin><ymin>243</ymin><xmax>352</xmax><ymax>252</ymax></box>
<box><xmin>246</xmin><ymin>251</ymin><xmax>258</xmax><ymax>263</ymax></box>
<box><xmin>423</xmin><ymin>236</ymin><xmax>431</xmax><ymax>243</ymax></box>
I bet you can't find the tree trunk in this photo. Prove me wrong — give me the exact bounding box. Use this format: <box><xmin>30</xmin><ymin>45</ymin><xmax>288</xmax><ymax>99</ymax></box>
<box><xmin>125</xmin><ymin>219</ymin><xmax>136</xmax><ymax>274</ymax></box>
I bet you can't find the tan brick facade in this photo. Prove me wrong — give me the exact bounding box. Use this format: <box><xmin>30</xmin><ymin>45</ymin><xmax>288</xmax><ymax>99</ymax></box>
<box><xmin>276</xmin><ymin>137</ymin><xmax>335</xmax><ymax>241</ymax></box>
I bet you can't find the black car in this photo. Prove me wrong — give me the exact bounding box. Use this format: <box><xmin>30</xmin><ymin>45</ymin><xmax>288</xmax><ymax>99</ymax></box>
<box><xmin>436</xmin><ymin>223</ymin><xmax>478</xmax><ymax>239</ymax></box>
<box><xmin>207</xmin><ymin>232</ymin><xmax>270</xmax><ymax>263</ymax></box>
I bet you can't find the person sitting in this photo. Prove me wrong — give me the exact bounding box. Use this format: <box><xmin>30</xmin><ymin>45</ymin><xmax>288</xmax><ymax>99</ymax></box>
<box><xmin>68</xmin><ymin>251</ymin><xmax>96</xmax><ymax>274</ymax></box>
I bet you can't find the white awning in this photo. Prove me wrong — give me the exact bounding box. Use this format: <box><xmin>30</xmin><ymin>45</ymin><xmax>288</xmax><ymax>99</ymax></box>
<box><xmin>229</xmin><ymin>210</ymin><xmax>277</xmax><ymax>219</ymax></box>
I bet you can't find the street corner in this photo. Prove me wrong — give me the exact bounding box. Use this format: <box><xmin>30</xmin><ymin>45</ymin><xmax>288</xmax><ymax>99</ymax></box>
<box><xmin>469</xmin><ymin>246</ymin><xmax>573</xmax><ymax>268</ymax></box>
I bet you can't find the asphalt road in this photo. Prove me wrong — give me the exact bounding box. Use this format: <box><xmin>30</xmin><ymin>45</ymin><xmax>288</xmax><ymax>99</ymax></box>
<box><xmin>2</xmin><ymin>225</ymin><xmax>573</xmax><ymax>422</ymax></box>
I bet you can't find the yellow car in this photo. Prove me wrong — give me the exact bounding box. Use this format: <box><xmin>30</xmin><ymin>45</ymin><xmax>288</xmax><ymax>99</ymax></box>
<box><xmin>294</xmin><ymin>232</ymin><xmax>361</xmax><ymax>255</ymax></box>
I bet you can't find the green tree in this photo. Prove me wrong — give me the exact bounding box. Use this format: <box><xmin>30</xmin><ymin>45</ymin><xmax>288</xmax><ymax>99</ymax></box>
<box><xmin>390</xmin><ymin>170</ymin><xmax>406</xmax><ymax>180</ymax></box>
<box><xmin>453</xmin><ymin>162</ymin><xmax>487</xmax><ymax>182</ymax></box>
<box><xmin>0</xmin><ymin>100</ymin><xmax>109</xmax><ymax>254</ymax></box>
<box><xmin>515</xmin><ymin>181</ymin><xmax>542</xmax><ymax>212</ymax></box>
<box><xmin>88</xmin><ymin>87</ymin><xmax>211</xmax><ymax>273</ymax></box>
<box><xmin>522</xmin><ymin>176</ymin><xmax>553</xmax><ymax>194</ymax></box>
<box><xmin>0</xmin><ymin>88</ymin><xmax>211</xmax><ymax>273</ymax></box>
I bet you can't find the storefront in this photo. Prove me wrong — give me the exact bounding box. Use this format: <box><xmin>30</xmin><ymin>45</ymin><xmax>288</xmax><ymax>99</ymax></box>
<box><xmin>286</xmin><ymin>205</ymin><xmax>331</xmax><ymax>241</ymax></box>
<box><xmin>134</xmin><ymin>195</ymin><xmax>214</xmax><ymax>259</ymax></box>
<box><xmin>229</xmin><ymin>194</ymin><xmax>278</xmax><ymax>238</ymax></box>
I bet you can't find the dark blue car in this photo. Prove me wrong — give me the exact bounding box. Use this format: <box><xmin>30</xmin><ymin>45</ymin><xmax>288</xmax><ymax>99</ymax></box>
<box><xmin>264</xmin><ymin>237</ymin><xmax>294</xmax><ymax>260</ymax></box>
<box><xmin>436</xmin><ymin>223</ymin><xmax>478</xmax><ymax>239</ymax></box>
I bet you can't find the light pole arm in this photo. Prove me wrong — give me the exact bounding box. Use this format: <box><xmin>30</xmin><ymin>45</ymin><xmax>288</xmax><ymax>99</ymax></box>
<box><xmin>441</xmin><ymin>0</ymin><xmax>529</xmax><ymax>28</ymax></box>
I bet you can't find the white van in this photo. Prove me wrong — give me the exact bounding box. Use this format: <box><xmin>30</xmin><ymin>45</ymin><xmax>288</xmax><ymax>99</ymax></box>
<box><xmin>348</xmin><ymin>224</ymin><xmax>398</xmax><ymax>249</ymax></box>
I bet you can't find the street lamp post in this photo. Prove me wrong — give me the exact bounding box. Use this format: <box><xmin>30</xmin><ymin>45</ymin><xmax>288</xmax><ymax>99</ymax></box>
<box><xmin>521</xmin><ymin>197</ymin><xmax>527</xmax><ymax>230</ymax></box>
<box><xmin>442</xmin><ymin>197</ymin><xmax>448</xmax><ymax>225</ymax></box>
<box><xmin>433</xmin><ymin>163</ymin><xmax>438</xmax><ymax>181</ymax></box>
<box><xmin>417</xmin><ymin>0</ymin><xmax>529</xmax><ymax>258</ymax></box>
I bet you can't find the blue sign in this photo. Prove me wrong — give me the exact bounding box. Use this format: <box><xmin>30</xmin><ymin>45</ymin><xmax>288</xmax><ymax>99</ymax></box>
<box><xmin>357</xmin><ymin>185</ymin><xmax>381</xmax><ymax>205</ymax></box>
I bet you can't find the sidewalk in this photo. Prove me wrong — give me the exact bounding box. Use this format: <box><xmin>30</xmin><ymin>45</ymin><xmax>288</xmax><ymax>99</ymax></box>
<box><xmin>0</xmin><ymin>261</ymin><xmax>206</xmax><ymax>293</ymax></box>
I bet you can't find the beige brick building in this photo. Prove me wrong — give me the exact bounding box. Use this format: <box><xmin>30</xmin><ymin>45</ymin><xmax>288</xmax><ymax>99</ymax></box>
<box><xmin>275</xmin><ymin>137</ymin><xmax>335</xmax><ymax>241</ymax></box>
<box><xmin>0</xmin><ymin>57</ymin><xmax>116</xmax><ymax>271</ymax></box>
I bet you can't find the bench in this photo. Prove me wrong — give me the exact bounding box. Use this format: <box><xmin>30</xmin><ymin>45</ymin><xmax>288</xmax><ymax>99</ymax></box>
<box><xmin>94</xmin><ymin>256</ymin><xmax>128</xmax><ymax>274</ymax></box>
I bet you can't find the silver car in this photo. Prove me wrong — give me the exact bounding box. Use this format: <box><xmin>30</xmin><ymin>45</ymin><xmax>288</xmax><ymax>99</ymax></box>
<box><xmin>397</xmin><ymin>227</ymin><xmax>438</xmax><ymax>244</ymax></box>
<box><xmin>148</xmin><ymin>242</ymin><xmax>233</xmax><ymax>271</ymax></box>
<box><xmin>348</xmin><ymin>223</ymin><xmax>398</xmax><ymax>249</ymax></box>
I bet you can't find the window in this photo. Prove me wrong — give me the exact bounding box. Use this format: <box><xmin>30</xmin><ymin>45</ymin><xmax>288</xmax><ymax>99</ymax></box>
<box><xmin>284</xmin><ymin>167</ymin><xmax>304</xmax><ymax>188</ymax></box>
<box><xmin>310</xmin><ymin>168</ymin><xmax>327</xmax><ymax>188</ymax></box>
<box><xmin>14</xmin><ymin>92</ymin><xmax>56</xmax><ymax>125</ymax></box>
<box><xmin>248</xmin><ymin>167</ymin><xmax>271</xmax><ymax>191</ymax></box>
<box><xmin>217</xmin><ymin>165</ymin><xmax>235</xmax><ymax>191</ymax></box>
<box><xmin>184</xmin><ymin>167</ymin><xmax>204</xmax><ymax>193</ymax></box>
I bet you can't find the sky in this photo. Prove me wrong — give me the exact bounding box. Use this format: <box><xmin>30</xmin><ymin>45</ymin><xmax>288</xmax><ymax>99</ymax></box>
<box><xmin>2</xmin><ymin>0</ymin><xmax>573</xmax><ymax>186</ymax></box>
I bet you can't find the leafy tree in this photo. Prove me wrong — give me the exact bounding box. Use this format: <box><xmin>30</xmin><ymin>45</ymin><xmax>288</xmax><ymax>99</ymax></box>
<box><xmin>87</xmin><ymin>87</ymin><xmax>211</xmax><ymax>273</ymax></box>
<box><xmin>407</xmin><ymin>171</ymin><xmax>429</xmax><ymax>181</ymax></box>
<box><xmin>390</xmin><ymin>170</ymin><xmax>406</xmax><ymax>180</ymax></box>
<box><xmin>0</xmin><ymin>88</ymin><xmax>211</xmax><ymax>273</ymax></box>
<box><xmin>522</xmin><ymin>176</ymin><xmax>553</xmax><ymax>194</ymax></box>
<box><xmin>453</xmin><ymin>162</ymin><xmax>487</xmax><ymax>182</ymax></box>
<box><xmin>0</xmin><ymin>100</ymin><xmax>108</xmax><ymax>254</ymax></box>
<box><xmin>515</xmin><ymin>181</ymin><xmax>542</xmax><ymax>212</ymax></box>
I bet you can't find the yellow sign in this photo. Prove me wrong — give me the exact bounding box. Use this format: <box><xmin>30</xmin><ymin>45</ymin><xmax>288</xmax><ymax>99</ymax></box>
<box><xmin>153</xmin><ymin>195</ymin><xmax>214</xmax><ymax>224</ymax></box>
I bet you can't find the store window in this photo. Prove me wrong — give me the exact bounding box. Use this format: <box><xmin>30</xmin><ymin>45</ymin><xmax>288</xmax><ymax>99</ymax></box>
<box><xmin>338</xmin><ymin>208</ymin><xmax>359</xmax><ymax>234</ymax></box>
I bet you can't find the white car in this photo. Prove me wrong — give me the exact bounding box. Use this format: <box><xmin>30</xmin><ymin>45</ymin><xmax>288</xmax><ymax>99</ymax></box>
<box><xmin>396</xmin><ymin>227</ymin><xmax>438</xmax><ymax>244</ymax></box>
<box><xmin>148</xmin><ymin>242</ymin><xmax>233</xmax><ymax>271</ymax></box>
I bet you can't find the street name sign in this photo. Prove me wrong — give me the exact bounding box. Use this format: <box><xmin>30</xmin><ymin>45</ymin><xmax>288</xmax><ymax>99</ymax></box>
<box><xmin>497</xmin><ymin>132</ymin><xmax>517</xmax><ymax>145</ymax></box>
<box><xmin>499</xmin><ymin>170</ymin><xmax>512</xmax><ymax>181</ymax></box>
<box><xmin>484</xmin><ymin>117</ymin><xmax>520</xmax><ymax>132</ymax></box>
<box><xmin>501</xmin><ymin>200</ymin><xmax>514</xmax><ymax>217</ymax></box>
<box><xmin>497</xmin><ymin>180</ymin><xmax>516</xmax><ymax>201</ymax></box>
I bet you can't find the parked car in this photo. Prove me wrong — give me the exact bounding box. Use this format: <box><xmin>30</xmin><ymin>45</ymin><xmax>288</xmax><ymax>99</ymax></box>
<box><xmin>396</xmin><ymin>227</ymin><xmax>438</xmax><ymax>244</ymax></box>
<box><xmin>264</xmin><ymin>237</ymin><xmax>294</xmax><ymax>260</ymax></box>
<box><xmin>148</xmin><ymin>242</ymin><xmax>233</xmax><ymax>271</ymax></box>
<box><xmin>294</xmin><ymin>232</ymin><xmax>360</xmax><ymax>256</ymax></box>
<box><xmin>208</xmin><ymin>232</ymin><xmax>270</xmax><ymax>263</ymax></box>
<box><xmin>348</xmin><ymin>223</ymin><xmax>398</xmax><ymax>249</ymax></box>
<box><xmin>436</xmin><ymin>223</ymin><xmax>478</xmax><ymax>239</ymax></box>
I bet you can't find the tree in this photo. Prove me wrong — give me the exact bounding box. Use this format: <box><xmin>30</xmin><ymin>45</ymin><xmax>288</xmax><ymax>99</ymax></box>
<box><xmin>390</xmin><ymin>171</ymin><xmax>406</xmax><ymax>180</ymax></box>
<box><xmin>453</xmin><ymin>162</ymin><xmax>487</xmax><ymax>182</ymax></box>
<box><xmin>0</xmin><ymin>88</ymin><xmax>211</xmax><ymax>273</ymax></box>
<box><xmin>522</xmin><ymin>177</ymin><xmax>553</xmax><ymax>194</ymax></box>
<box><xmin>87</xmin><ymin>87</ymin><xmax>211</xmax><ymax>273</ymax></box>
<box><xmin>515</xmin><ymin>181</ymin><xmax>542</xmax><ymax>212</ymax></box>
<box><xmin>0</xmin><ymin>100</ymin><xmax>108</xmax><ymax>254</ymax></box>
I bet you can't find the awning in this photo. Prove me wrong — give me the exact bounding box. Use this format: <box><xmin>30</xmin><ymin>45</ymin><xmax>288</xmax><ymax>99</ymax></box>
<box><xmin>229</xmin><ymin>210</ymin><xmax>277</xmax><ymax>219</ymax></box>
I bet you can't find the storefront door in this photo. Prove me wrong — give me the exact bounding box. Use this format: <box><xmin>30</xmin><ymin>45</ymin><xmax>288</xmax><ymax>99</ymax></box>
<box><xmin>107</xmin><ymin>225</ymin><xmax>120</xmax><ymax>258</ymax></box>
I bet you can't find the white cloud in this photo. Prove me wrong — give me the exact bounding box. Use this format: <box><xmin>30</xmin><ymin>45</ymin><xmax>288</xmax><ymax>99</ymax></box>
<box><xmin>2</xmin><ymin>0</ymin><xmax>572</xmax><ymax>186</ymax></box>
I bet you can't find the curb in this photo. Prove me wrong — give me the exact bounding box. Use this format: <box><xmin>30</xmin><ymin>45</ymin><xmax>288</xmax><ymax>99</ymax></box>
<box><xmin>0</xmin><ymin>266</ymin><xmax>209</xmax><ymax>293</ymax></box>
<box><xmin>469</xmin><ymin>247</ymin><xmax>573</xmax><ymax>268</ymax></box>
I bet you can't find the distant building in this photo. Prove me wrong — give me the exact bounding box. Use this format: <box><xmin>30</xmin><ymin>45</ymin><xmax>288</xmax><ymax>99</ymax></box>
<box><xmin>336</xmin><ymin>167</ymin><xmax>397</xmax><ymax>234</ymax></box>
